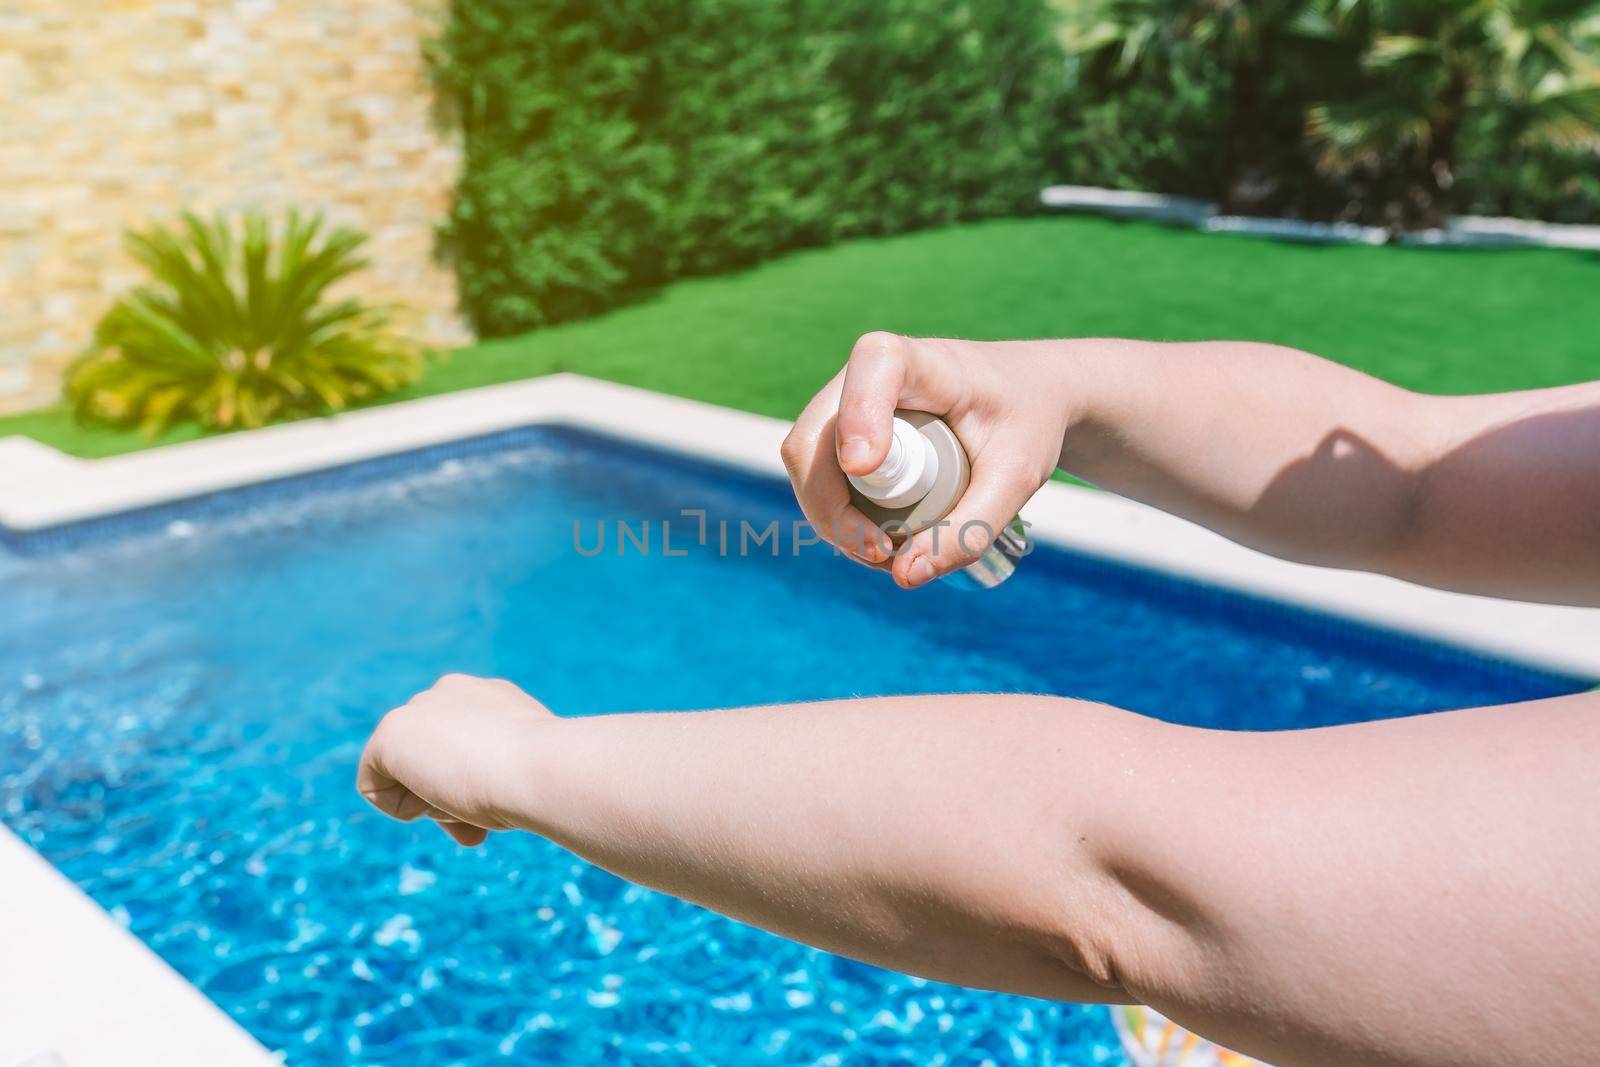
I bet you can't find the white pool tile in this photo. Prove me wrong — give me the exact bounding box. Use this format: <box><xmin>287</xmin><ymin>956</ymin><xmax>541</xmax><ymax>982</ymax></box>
<box><xmin>0</xmin><ymin>827</ymin><xmax>273</xmax><ymax>1066</ymax></box>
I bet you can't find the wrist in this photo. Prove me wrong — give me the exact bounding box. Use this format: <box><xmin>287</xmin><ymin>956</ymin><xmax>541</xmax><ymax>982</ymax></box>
<box><xmin>1049</xmin><ymin>338</ymin><xmax>1142</xmax><ymax>474</ymax></box>
<box><xmin>499</xmin><ymin>714</ymin><xmax>574</xmax><ymax>834</ymax></box>
<box><xmin>500</xmin><ymin>713</ymin><xmax>632</xmax><ymax>843</ymax></box>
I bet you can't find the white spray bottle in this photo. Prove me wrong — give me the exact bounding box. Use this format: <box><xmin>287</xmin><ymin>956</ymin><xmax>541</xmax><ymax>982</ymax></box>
<box><xmin>845</xmin><ymin>410</ymin><xmax>1028</xmax><ymax>589</ymax></box>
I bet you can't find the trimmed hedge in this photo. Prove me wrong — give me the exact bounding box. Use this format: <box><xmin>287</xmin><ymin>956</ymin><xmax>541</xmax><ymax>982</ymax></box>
<box><xmin>433</xmin><ymin>0</ymin><xmax>1066</xmax><ymax>336</ymax></box>
<box><xmin>1052</xmin><ymin>44</ymin><xmax>1231</xmax><ymax>206</ymax></box>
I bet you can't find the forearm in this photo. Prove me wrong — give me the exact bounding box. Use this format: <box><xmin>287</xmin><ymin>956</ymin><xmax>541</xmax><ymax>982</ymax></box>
<box><xmin>1054</xmin><ymin>339</ymin><xmax>1435</xmax><ymax>570</ymax></box>
<box><xmin>506</xmin><ymin>694</ymin><xmax>1159</xmax><ymax>1003</ymax></box>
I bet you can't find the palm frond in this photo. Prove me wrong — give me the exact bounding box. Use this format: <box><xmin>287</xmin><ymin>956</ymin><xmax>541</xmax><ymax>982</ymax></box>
<box><xmin>1307</xmin><ymin>95</ymin><xmax>1435</xmax><ymax>163</ymax></box>
<box><xmin>1365</xmin><ymin>33</ymin><xmax>1436</xmax><ymax>66</ymax></box>
<box><xmin>66</xmin><ymin>209</ymin><xmax>428</xmax><ymax>434</ymax></box>
<box><xmin>1307</xmin><ymin>0</ymin><xmax>1600</xmax><ymax>224</ymax></box>
<box><xmin>1519</xmin><ymin>76</ymin><xmax>1600</xmax><ymax>149</ymax></box>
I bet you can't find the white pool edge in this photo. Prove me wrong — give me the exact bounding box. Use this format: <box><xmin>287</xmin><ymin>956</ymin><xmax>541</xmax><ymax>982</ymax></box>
<box><xmin>0</xmin><ymin>824</ymin><xmax>275</xmax><ymax>1067</ymax></box>
<box><xmin>4</xmin><ymin>372</ymin><xmax>1597</xmax><ymax>678</ymax></box>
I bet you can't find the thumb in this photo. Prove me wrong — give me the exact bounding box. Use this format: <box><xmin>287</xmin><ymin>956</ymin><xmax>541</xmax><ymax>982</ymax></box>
<box><xmin>835</xmin><ymin>332</ymin><xmax>910</xmax><ymax>475</ymax></box>
<box><xmin>890</xmin><ymin>459</ymin><xmax>1031</xmax><ymax>589</ymax></box>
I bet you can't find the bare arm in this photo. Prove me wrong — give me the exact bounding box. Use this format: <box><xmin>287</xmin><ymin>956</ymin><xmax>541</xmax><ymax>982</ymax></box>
<box><xmin>782</xmin><ymin>333</ymin><xmax>1600</xmax><ymax>604</ymax></box>
<box><xmin>1059</xmin><ymin>340</ymin><xmax>1600</xmax><ymax>604</ymax></box>
<box><xmin>359</xmin><ymin>676</ymin><xmax>1600</xmax><ymax>1067</ymax></box>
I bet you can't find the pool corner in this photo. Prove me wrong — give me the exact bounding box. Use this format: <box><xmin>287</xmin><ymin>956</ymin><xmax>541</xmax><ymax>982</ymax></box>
<box><xmin>0</xmin><ymin>825</ymin><xmax>274</xmax><ymax>1067</ymax></box>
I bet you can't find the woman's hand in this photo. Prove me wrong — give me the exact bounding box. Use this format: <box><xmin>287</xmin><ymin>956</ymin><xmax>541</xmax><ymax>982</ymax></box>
<box><xmin>357</xmin><ymin>673</ymin><xmax>556</xmax><ymax>847</ymax></box>
<box><xmin>781</xmin><ymin>332</ymin><xmax>1076</xmax><ymax>588</ymax></box>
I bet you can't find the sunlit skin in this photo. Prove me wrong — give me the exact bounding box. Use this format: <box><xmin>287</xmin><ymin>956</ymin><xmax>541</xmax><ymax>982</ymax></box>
<box><xmin>359</xmin><ymin>334</ymin><xmax>1600</xmax><ymax>1067</ymax></box>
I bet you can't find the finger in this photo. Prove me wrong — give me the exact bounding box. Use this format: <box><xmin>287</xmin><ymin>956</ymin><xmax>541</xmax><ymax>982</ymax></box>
<box><xmin>782</xmin><ymin>377</ymin><xmax>890</xmax><ymax>565</ymax></box>
<box><xmin>360</xmin><ymin>776</ymin><xmax>431</xmax><ymax>822</ymax></box>
<box><xmin>835</xmin><ymin>332</ymin><xmax>909</xmax><ymax>475</ymax></box>
<box><xmin>890</xmin><ymin>454</ymin><xmax>1032</xmax><ymax>589</ymax></box>
<box><xmin>357</xmin><ymin>728</ymin><xmax>432</xmax><ymax>821</ymax></box>
<box><xmin>436</xmin><ymin>820</ymin><xmax>489</xmax><ymax>847</ymax></box>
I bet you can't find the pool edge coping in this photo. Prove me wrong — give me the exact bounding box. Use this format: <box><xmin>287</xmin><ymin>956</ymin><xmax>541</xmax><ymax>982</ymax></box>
<box><xmin>4</xmin><ymin>372</ymin><xmax>1597</xmax><ymax>678</ymax></box>
<box><xmin>0</xmin><ymin>824</ymin><xmax>275</xmax><ymax>1067</ymax></box>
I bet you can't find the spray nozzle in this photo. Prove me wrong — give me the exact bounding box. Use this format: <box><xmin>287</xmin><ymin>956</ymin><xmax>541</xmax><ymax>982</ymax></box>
<box><xmin>849</xmin><ymin>417</ymin><xmax>939</xmax><ymax>508</ymax></box>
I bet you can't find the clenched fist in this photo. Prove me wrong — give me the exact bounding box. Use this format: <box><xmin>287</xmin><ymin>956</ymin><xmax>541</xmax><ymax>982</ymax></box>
<box><xmin>357</xmin><ymin>673</ymin><xmax>556</xmax><ymax>847</ymax></box>
<box><xmin>780</xmin><ymin>332</ymin><xmax>1078</xmax><ymax>588</ymax></box>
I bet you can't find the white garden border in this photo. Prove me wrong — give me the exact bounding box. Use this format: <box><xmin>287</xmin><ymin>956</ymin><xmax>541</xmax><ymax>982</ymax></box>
<box><xmin>1041</xmin><ymin>183</ymin><xmax>1600</xmax><ymax>249</ymax></box>
<box><xmin>3</xmin><ymin>373</ymin><xmax>1599</xmax><ymax>1064</ymax></box>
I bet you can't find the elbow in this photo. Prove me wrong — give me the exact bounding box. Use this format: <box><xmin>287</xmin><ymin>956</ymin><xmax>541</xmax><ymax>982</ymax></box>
<box><xmin>1036</xmin><ymin>856</ymin><xmax>1220</xmax><ymax>1006</ymax></box>
<box><xmin>1366</xmin><ymin>391</ymin><xmax>1450</xmax><ymax>578</ymax></box>
<box><xmin>1296</xmin><ymin>389</ymin><xmax>1446</xmax><ymax>577</ymax></box>
<box><xmin>1028</xmin><ymin>770</ymin><xmax>1230</xmax><ymax>1008</ymax></box>
<box><xmin>967</xmin><ymin>701</ymin><xmax>1230</xmax><ymax>1006</ymax></box>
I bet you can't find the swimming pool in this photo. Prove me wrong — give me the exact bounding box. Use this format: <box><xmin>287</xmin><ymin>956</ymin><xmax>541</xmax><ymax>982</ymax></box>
<box><xmin>1</xmin><ymin>427</ymin><xmax>1585</xmax><ymax>1065</ymax></box>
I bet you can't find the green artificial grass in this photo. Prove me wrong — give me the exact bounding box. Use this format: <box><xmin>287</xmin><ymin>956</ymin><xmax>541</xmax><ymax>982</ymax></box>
<box><xmin>6</xmin><ymin>214</ymin><xmax>1598</xmax><ymax>459</ymax></box>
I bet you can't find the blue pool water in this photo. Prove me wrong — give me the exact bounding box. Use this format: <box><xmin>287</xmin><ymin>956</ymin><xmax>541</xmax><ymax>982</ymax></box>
<box><xmin>0</xmin><ymin>427</ymin><xmax>1585</xmax><ymax>1066</ymax></box>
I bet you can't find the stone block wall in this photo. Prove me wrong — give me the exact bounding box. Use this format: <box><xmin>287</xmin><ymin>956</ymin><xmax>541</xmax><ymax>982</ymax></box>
<box><xmin>0</xmin><ymin>0</ymin><xmax>468</xmax><ymax>414</ymax></box>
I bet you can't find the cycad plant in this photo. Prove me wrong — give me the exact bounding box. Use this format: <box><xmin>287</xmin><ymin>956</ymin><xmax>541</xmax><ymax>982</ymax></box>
<box><xmin>1307</xmin><ymin>0</ymin><xmax>1600</xmax><ymax>228</ymax></box>
<box><xmin>67</xmin><ymin>210</ymin><xmax>425</xmax><ymax>434</ymax></box>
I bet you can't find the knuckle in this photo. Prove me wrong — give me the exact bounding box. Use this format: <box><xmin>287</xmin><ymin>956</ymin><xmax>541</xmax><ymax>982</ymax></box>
<box><xmin>850</xmin><ymin>330</ymin><xmax>904</xmax><ymax>366</ymax></box>
<box><xmin>779</xmin><ymin>430</ymin><xmax>805</xmax><ymax>471</ymax></box>
<box><xmin>957</xmin><ymin>522</ymin><xmax>999</xmax><ymax>561</ymax></box>
<box><xmin>368</xmin><ymin>709</ymin><xmax>402</xmax><ymax>748</ymax></box>
<box><xmin>925</xmin><ymin>520</ymin><xmax>989</xmax><ymax>565</ymax></box>
<box><xmin>435</xmin><ymin>671</ymin><xmax>499</xmax><ymax>692</ymax></box>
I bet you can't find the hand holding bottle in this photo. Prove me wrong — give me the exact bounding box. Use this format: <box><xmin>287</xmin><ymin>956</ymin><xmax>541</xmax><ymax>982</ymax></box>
<box><xmin>781</xmin><ymin>332</ymin><xmax>1076</xmax><ymax>588</ymax></box>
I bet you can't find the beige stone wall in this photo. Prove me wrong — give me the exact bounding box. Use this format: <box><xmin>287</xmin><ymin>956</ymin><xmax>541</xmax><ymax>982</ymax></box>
<box><xmin>0</xmin><ymin>0</ymin><xmax>468</xmax><ymax>414</ymax></box>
